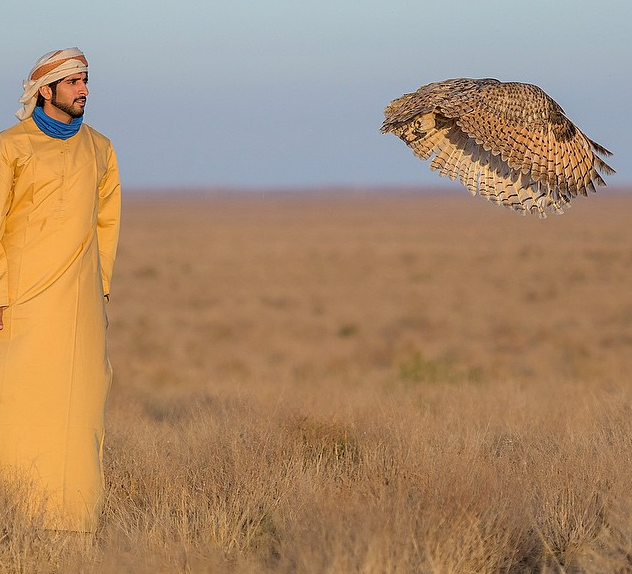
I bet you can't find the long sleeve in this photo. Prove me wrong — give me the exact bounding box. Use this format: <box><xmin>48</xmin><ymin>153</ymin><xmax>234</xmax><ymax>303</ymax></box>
<box><xmin>0</xmin><ymin>138</ymin><xmax>13</xmax><ymax>307</ymax></box>
<box><xmin>97</xmin><ymin>142</ymin><xmax>121</xmax><ymax>299</ymax></box>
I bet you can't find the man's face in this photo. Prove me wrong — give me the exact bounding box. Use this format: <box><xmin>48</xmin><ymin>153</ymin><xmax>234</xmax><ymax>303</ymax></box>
<box><xmin>49</xmin><ymin>72</ymin><xmax>89</xmax><ymax>121</ymax></box>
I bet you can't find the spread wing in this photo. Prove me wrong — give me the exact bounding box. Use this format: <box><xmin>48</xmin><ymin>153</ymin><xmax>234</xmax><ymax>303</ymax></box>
<box><xmin>381</xmin><ymin>78</ymin><xmax>615</xmax><ymax>217</ymax></box>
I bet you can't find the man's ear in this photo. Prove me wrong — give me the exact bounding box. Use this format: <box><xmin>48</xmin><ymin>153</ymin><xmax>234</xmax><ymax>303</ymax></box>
<box><xmin>39</xmin><ymin>85</ymin><xmax>52</xmax><ymax>102</ymax></box>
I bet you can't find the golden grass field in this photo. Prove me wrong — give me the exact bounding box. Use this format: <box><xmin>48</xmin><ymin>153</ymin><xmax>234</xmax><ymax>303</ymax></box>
<box><xmin>2</xmin><ymin>188</ymin><xmax>632</xmax><ymax>573</ymax></box>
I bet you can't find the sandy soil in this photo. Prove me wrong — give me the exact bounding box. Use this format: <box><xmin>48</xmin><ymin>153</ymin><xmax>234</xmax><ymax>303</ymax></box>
<box><xmin>108</xmin><ymin>187</ymin><xmax>632</xmax><ymax>398</ymax></box>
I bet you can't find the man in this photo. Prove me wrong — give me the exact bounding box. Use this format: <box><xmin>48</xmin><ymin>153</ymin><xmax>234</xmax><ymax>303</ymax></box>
<box><xmin>0</xmin><ymin>48</ymin><xmax>121</xmax><ymax>532</ymax></box>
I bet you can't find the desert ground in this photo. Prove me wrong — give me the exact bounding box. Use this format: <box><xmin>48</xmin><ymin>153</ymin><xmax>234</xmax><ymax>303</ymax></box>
<box><xmin>2</xmin><ymin>187</ymin><xmax>632</xmax><ymax>573</ymax></box>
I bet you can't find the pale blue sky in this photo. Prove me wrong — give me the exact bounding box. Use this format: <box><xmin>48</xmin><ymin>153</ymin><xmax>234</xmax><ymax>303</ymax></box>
<box><xmin>1</xmin><ymin>0</ymin><xmax>629</xmax><ymax>190</ymax></box>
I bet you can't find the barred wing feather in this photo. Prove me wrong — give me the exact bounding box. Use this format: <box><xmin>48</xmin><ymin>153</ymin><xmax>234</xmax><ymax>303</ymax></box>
<box><xmin>381</xmin><ymin>78</ymin><xmax>615</xmax><ymax>217</ymax></box>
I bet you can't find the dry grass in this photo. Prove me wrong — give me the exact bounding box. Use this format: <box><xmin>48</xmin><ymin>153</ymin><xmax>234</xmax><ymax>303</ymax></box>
<box><xmin>3</xmin><ymin>189</ymin><xmax>632</xmax><ymax>573</ymax></box>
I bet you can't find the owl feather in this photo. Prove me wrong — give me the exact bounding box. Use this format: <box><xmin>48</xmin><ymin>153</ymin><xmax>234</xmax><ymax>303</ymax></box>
<box><xmin>381</xmin><ymin>78</ymin><xmax>615</xmax><ymax>217</ymax></box>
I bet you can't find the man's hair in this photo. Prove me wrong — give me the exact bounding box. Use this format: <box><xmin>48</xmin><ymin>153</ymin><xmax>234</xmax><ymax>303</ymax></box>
<box><xmin>35</xmin><ymin>80</ymin><xmax>61</xmax><ymax>108</ymax></box>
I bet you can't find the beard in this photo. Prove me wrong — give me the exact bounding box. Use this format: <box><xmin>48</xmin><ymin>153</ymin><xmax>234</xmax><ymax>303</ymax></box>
<box><xmin>51</xmin><ymin>96</ymin><xmax>86</xmax><ymax>119</ymax></box>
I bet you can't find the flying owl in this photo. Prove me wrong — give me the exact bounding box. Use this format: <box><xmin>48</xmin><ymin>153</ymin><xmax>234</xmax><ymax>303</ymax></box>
<box><xmin>381</xmin><ymin>78</ymin><xmax>615</xmax><ymax>217</ymax></box>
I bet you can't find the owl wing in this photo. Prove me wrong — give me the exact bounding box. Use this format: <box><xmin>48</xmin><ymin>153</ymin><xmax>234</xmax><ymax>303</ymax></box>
<box><xmin>381</xmin><ymin>78</ymin><xmax>615</xmax><ymax>216</ymax></box>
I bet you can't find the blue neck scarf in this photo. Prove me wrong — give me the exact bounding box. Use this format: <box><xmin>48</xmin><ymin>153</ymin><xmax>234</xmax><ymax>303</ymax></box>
<box><xmin>32</xmin><ymin>105</ymin><xmax>83</xmax><ymax>140</ymax></box>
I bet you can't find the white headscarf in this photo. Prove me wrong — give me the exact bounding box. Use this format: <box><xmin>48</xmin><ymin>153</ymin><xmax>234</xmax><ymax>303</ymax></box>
<box><xmin>16</xmin><ymin>47</ymin><xmax>88</xmax><ymax>120</ymax></box>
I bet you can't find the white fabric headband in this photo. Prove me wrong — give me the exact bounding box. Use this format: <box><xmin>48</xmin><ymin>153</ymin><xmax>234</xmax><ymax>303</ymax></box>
<box><xmin>16</xmin><ymin>47</ymin><xmax>88</xmax><ymax>120</ymax></box>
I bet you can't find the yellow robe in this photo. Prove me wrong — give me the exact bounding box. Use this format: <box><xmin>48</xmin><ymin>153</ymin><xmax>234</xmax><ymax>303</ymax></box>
<box><xmin>0</xmin><ymin>117</ymin><xmax>120</xmax><ymax>532</ymax></box>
